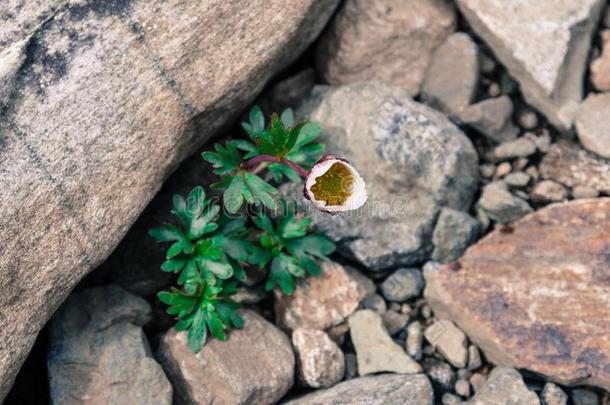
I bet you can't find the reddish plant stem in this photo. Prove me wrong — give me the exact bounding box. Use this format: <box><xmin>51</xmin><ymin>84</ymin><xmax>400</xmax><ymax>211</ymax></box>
<box><xmin>243</xmin><ymin>154</ymin><xmax>309</xmax><ymax>178</ymax></box>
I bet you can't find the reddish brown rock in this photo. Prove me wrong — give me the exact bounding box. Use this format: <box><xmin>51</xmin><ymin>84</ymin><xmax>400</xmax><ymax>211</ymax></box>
<box><xmin>274</xmin><ymin>261</ymin><xmax>370</xmax><ymax>331</ymax></box>
<box><xmin>425</xmin><ymin>198</ymin><xmax>610</xmax><ymax>390</ymax></box>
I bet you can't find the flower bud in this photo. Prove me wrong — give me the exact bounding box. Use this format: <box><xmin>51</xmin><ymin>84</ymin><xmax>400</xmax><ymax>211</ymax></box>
<box><xmin>304</xmin><ymin>156</ymin><xmax>367</xmax><ymax>213</ymax></box>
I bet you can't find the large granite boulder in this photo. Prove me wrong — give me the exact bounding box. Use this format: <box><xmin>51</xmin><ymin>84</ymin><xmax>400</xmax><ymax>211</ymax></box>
<box><xmin>47</xmin><ymin>286</ymin><xmax>172</xmax><ymax>405</ymax></box>
<box><xmin>425</xmin><ymin>198</ymin><xmax>610</xmax><ymax>390</ymax></box>
<box><xmin>456</xmin><ymin>0</ymin><xmax>604</xmax><ymax>131</ymax></box>
<box><xmin>0</xmin><ymin>0</ymin><xmax>339</xmax><ymax>398</ymax></box>
<box><xmin>291</xmin><ymin>81</ymin><xmax>479</xmax><ymax>270</ymax></box>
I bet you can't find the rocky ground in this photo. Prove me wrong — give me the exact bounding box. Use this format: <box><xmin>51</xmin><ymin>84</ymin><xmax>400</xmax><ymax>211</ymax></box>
<box><xmin>3</xmin><ymin>0</ymin><xmax>610</xmax><ymax>404</ymax></box>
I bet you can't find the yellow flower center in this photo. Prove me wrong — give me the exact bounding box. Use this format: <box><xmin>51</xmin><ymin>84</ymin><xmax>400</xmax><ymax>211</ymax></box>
<box><xmin>310</xmin><ymin>162</ymin><xmax>354</xmax><ymax>206</ymax></box>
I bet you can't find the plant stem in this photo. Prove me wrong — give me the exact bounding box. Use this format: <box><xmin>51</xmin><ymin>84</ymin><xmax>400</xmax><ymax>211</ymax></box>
<box><xmin>244</xmin><ymin>154</ymin><xmax>309</xmax><ymax>178</ymax></box>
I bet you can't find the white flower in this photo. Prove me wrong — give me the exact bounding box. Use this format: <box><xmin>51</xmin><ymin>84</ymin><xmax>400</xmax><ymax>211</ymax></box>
<box><xmin>304</xmin><ymin>156</ymin><xmax>367</xmax><ymax>213</ymax></box>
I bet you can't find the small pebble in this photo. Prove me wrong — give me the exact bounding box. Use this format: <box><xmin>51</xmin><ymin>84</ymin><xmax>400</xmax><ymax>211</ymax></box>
<box><xmin>400</xmin><ymin>304</ymin><xmax>413</xmax><ymax>315</ymax></box>
<box><xmin>455</xmin><ymin>379</ymin><xmax>471</xmax><ymax>397</ymax></box>
<box><xmin>531</xmin><ymin>130</ymin><xmax>552</xmax><ymax>152</ymax></box>
<box><xmin>525</xmin><ymin>165</ymin><xmax>539</xmax><ymax>181</ymax></box>
<box><xmin>542</xmin><ymin>382</ymin><xmax>568</xmax><ymax>405</ymax></box>
<box><xmin>469</xmin><ymin>372</ymin><xmax>487</xmax><ymax>393</ymax></box>
<box><xmin>517</xmin><ymin>108</ymin><xmax>538</xmax><ymax>130</ymax></box>
<box><xmin>504</xmin><ymin>171</ymin><xmax>531</xmax><ymax>188</ymax></box>
<box><xmin>361</xmin><ymin>294</ymin><xmax>386</xmax><ymax>314</ymax></box>
<box><xmin>487</xmin><ymin>83</ymin><xmax>501</xmax><ymax>97</ymax></box>
<box><xmin>513</xmin><ymin>157</ymin><xmax>529</xmax><ymax>171</ymax></box>
<box><xmin>425</xmin><ymin>320</ymin><xmax>469</xmax><ymax>368</ymax></box>
<box><xmin>457</xmin><ymin>369</ymin><xmax>472</xmax><ymax>380</ymax></box>
<box><xmin>381</xmin><ymin>268</ymin><xmax>425</xmax><ymax>302</ymax></box>
<box><xmin>422</xmin><ymin>356</ymin><xmax>456</xmax><ymax>392</ymax></box>
<box><xmin>479</xmin><ymin>163</ymin><xmax>496</xmax><ymax>178</ymax></box>
<box><xmin>467</xmin><ymin>345</ymin><xmax>482</xmax><ymax>370</ymax></box>
<box><xmin>493</xmin><ymin>162</ymin><xmax>512</xmax><ymax>179</ymax></box>
<box><xmin>388</xmin><ymin>302</ymin><xmax>401</xmax><ymax>312</ymax></box>
<box><xmin>572</xmin><ymin>185</ymin><xmax>599</xmax><ymax>199</ymax></box>
<box><xmin>513</xmin><ymin>189</ymin><xmax>530</xmax><ymax>200</ymax></box>
<box><xmin>492</xmin><ymin>137</ymin><xmax>537</xmax><ymax>160</ymax></box>
<box><xmin>531</xmin><ymin>180</ymin><xmax>569</xmax><ymax>204</ymax></box>
<box><xmin>421</xmin><ymin>305</ymin><xmax>433</xmax><ymax>319</ymax></box>
<box><xmin>326</xmin><ymin>322</ymin><xmax>350</xmax><ymax>346</ymax></box>
<box><xmin>382</xmin><ymin>310</ymin><xmax>409</xmax><ymax>335</ymax></box>
<box><xmin>480</xmin><ymin>53</ymin><xmax>497</xmax><ymax>74</ymax></box>
<box><xmin>475</xmin><ymin>206</ymin><xmax>490</xmax><ymax>233</ymax></box>
<box><xmin>442</xmin><ymin>393</ymin><xmax>464</xmax><ymax>405</ymax></box>
<box><xmin>406</xmin><ymin>321</ymin><xmax>423</xmax><ymax>360</ymax></box>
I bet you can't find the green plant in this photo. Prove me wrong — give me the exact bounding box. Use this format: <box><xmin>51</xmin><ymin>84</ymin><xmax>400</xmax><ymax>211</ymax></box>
<box><xmin>151</xmin><ymin>106</ymin><xmax>366</xmax><ymax>352</ymax></box>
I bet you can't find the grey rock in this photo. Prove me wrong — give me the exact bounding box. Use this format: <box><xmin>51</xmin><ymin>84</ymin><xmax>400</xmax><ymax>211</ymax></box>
<box><xmin>541</xmin><ymin>383</ymin><xmax>568</xmax><ymax>405</ymax></box>
<box><xmin>467</xmin><ymin>345</ymin><xmax>483</xmax><ymax>371</ymax></box>
<box><xmin>504</xmin><ymin>172</ymin><xmax>531</xmax><ymax>188</ymax></box>
<box><xmin>382</xmin><ymin>310</ymin><xmax>409</xmax><ymax>335</ymax></box>
<box><xmin>571</xmin><ymin>389</ymin><xmax>600</xmax><ymax>405</ymax></box>
<box><xmin>0</xmin><ymin>0</ymin><xmax>339</xmax><ymax>397</ymax></box>
<box><xmin>491</xmin><ymin>137</ymin><xmax>537</xmax><ymax>161</ymax></box>
<box><xmin>344</xmin><ymin>353</ymin><xmax>358</xmax><ymax>380</ymax></box>
<box><xmin>48</xmin><ymin>286</ymin><xmax>171</xmax><ymax>405</ymax></box>
<box><xmin>157</xmin><ymin>310</ymin><xmax>294</xmax><ymax>405</ymax></box>
<box><xmin>381</xmin><ymin>268</ymin><xmax>425</xmax><ymax>302</ymax></box>
<box><xmin>460</xmin><ymin>96</ymin><xmax>519</xmax><ymax>143</ymax></box>
<box><xmin>422</xmin><ymin>32</ymin><xmax>479</xmax><ymax>115</ymax></box>
<box><xmin>361</xmin><ymin>294</ymin><xmax>387</xmax><ymax>314</ymax></box>
<box><xmin>539</xmin><ymin>140</ymin><xmax>610</xmax><ymax>194</ymax></box>
<box><xmin>349</xmin><ymin>310</ymin><xmax>421</xmax><ymax>375</ymax></box>
<box><xmin>431</xmin><ymin>208</ymin><xmax>479</xmax><ymax>263</ymax></box>
<box><xmin>293</xmin><ymin>328</ymin><xmax>345</xmax><ymax>388</ymax></box>
<box><xmin>406</xmin><ymin>321</ymin><xmax>424</xmax><ymax>361</ymax></box>
<box><xmin>478</xmin><ymin>181</ymin><xmax>533</xmax><ymax>224</ymax></box>
<box><xmin>531</xmin><ymin>180</ymin><xmax>568</xmax><ymax>204</ymax></box>
<box><xmin>455</xmin><ymin>379</ymin><xmax>472</xmax><ymax>398</ymax></box>
<box><xmin>327</xmin><ymin>322</ymin><xmax>350</xmax><ymax>346</ymax></box>
<box><xmin>422</xmin><ymin>356</ymin><xmax>456</xmax><ymax>392</ymax></box>
<box><xmin>575</xmin><ymin>93</ymin><xmax>610</xmax><ymax>158</ymax></box>
<box><xmin>293</xmin><ymin>81</ymin><xmax>479</xmax><ymax>270</ymax></box>
<box><xmin>516</xmin><ymin>108</ymin><xmax>539</xmax><ymax>130</ymax></box>
<box><xmin>465</xmin><ymin>367</ymin><xmax>539</xmax><ymax>405</ymax></box>
<box><xmin>316</xmin><ymin>0</ymin><xmax>456</xmax><ymax>95</ymax></box>
<box><xmin>424</xmin><ymin>320</ymin><xmax>468</xmax><ymax>368</ymax></box>
<box><xmin>493</xmin><ymin>162</ymin><xmax>512</xmax><ymax>180</ymax></box>
<box><xmin>479</xmin><ymin>164</ymin><xmax>496</xmax><ymax>178</ymax></box>
<box><xmin>274</xmin><ymin>261</ymin><xmax>369</xmax><ymax>331</ymax></box>
<box><xmin>284</xmin><ymin>374</ymin><xmax>434</xmax><ymax>405</ymax></box>
<box><xmin>456</xmin><ymin>0</ymin><xmax>605</xmax><ymax>131</ymax></box>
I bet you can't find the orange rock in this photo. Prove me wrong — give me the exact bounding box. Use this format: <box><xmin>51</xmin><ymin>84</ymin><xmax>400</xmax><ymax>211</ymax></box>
<box><xmin>425</xmin><ymin>198</ymin><xmax>610</xmax><ymax>390</ymax></box>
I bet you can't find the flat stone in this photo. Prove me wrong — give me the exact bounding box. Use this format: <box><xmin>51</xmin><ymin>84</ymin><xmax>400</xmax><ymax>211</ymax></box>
<box><xmin>157</xmin><ymin>310</ymin><xmax>294</xmax><ymax>405</ymax></box>
<box><xmin>274</xmin><ymin>261</ymin><xmax>369</xmax><ymax>331</ymax></box>
<box><xmin>572</xmin><ymin>186</ymin><xmax>599</xmax><ymax>200</ymax></box>
<box><xmin>464</xmin><ymin>367</ymin><xmax>539</xmax><ymax>405</ymax></box>
<box><xmin>48</xmin><ymin>286</ymin><xmax>171</xmax><ymax>405</ymax></box>
<box><xmin>424</xmin><ymin>320</ymin><xmax>469</xmax><ymax>368</ymax></box>
<box><xmin>316</xmin><ymin>0</ymin><xmax>456</xmax><ymax>95</ymax></box>
<box><xmin>591</xmin><ymin>30</ymin><xmax>610</xmax><ymax>91</ymax></box>
<box><xmin>406</xmin><ymin>320</ymin><xmax>424</xmax><ymax>360</ymax></box>
<box><xmin>284</xmin><ymin>374</ymin><xmax>434</xmax><ymax>405</ymax></box>
<box><xmin>293</xmin><ymin>81</ymin><xmax>479</xmax><ymax>270</ymax></box>
<box><xmin>491</xmin><ymin>137</ymin><xmax>537</xmax><ymax>161</ymax></box>
<box><xmin>432</xmin><ymin>208</ymin><xmax>479</xmax><ymax>263</ymax></box>
<box><xmin>456</xmin><ymin>0</ymin><xmax>605</xmax><ymax>131</ymax></box>
<box><xmin>292</xmin><ymin>328</ymin><xmax>345</xmax><ymax>388</ymax></box>
<box><xmin>504</xmin><ymin>172</ymin><xmax>531</xmax><ymax>188</ymax></box>
<box><xmin>460</xmin><ymin>96</ymin><xmax>519</xmax><ymax>143</ymax></box>
<box><xmin>381</xmin><ymin>268</ymin><xmax>425</xmax><ymax>302</ymax></box>
<box><xmin>575</xmin><ymin>93</ymin><xmax>610</xmax><ymax>158</ymax></box>
<box><xmin>572</xmin><ymin>388</ymin><xmax>600</xmax><ymax>405</ymax></box>
<box><xmin>422</xmin><ymin>32</ymin><xmax>479</xmax><ymax>115</ymax></box>
<box><xmin>425</xmin><ymin>199</ymin><xmax>610</xmax><ymax>390</ymax></box>
<box><xmin>0</xmin><ymin>0</ymin><xmax>339</xmax><ymax>397</ymax></box>
<box><xmin>539</xmin><ymin>140</ymin><xmax>610</xmax><ymax>194</ymax></box>
<box><xmin>531</xmin><ymin>180</ymin><xmax>568</xmax><ymax>204</ymax></box>
<box><xmin>349</xmin><ymin>310</ymin><xmax>422</xmax><ymax>375</ymax></box>
<box><xmin>478</xmin><ymin>181</ymin><xmax>533</xmax><ymax>224</ymax></box>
